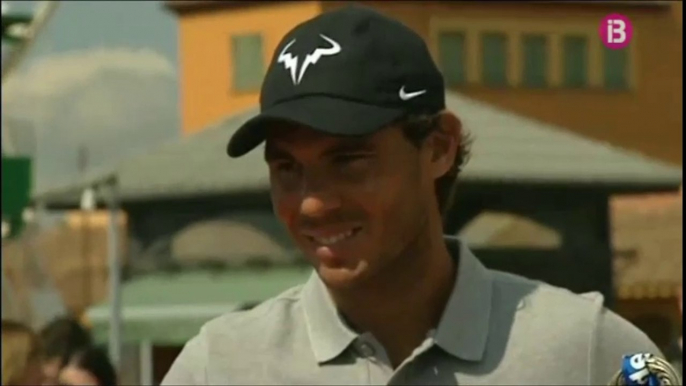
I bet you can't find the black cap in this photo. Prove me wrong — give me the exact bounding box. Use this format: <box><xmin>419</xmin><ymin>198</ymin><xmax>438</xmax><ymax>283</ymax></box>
<box><xmin>227</xmin><ymin>5</ymin><xmax>445</xmax><ymax>158</ymax></box>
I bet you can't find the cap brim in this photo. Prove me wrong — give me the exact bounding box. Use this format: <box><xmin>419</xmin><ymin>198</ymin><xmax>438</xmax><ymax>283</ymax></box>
<box><xmin>226</xmin><ymin>95</ymin><xmax>405</xmax><ymax>158</ymax></box>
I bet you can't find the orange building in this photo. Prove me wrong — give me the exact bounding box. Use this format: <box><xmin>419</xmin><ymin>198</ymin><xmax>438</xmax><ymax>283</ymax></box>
<box><xmin>167</xmin><ymin>0</ymin><xmax>681</xmax><ymax>166</ymax></box>
<box><xmin>168</xmin><ymin>1</ymin><xmax>323</xmax><ymax>135</ymax></box>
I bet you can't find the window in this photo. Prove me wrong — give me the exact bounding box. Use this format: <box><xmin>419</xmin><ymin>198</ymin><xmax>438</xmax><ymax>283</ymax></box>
<box><xmin>438</xmin><ymin>31</ymin><xmax>467</xmax><ymax>87</ymax></box>
<box><xmin>481</xmin><ymin>32</ymin><xmax>508</xmax><ymax>87</ymax></box>
<box><xmin>562</xmin><ymin>35</ymin><xmax>588</xmax><ymax>88</ymax></box>
<box><xmin>603</xmin><ymin>47</ymin><xmax>629</xmax><ymax>90</ymax></box>
<box><xmin>231</xmin><ymin>34</ymin><xmax>265</xmax><ymax>92</ymax></box>
<box><xmin>522</xmin><ymin>34</ymin><xmax>548</xmax><ymax>88</ymax></box>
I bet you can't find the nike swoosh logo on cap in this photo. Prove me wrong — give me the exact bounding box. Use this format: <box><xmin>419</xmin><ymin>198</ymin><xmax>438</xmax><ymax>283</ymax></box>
<box><xmin>399</xmin><ymin>86</ymin><xmax>427</xmax><ymax>101</ymax></box>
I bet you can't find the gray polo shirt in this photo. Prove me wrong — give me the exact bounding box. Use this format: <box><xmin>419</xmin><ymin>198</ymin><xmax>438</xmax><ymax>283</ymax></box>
<box><xmin>162</xmin><ymin>238</ymin><xmax>661</xmax><ymax>385</ymax></box>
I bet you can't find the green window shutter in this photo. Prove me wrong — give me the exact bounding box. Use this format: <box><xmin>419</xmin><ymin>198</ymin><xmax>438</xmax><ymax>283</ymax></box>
<box><xmin>562</xmin><ymin>35</ymin><xmax>588</xmax><ymax>88</ymax></box>
<box><xmin>232</xmin><ymin>34</ymin><xmax>265</xmax><ymax>92</ymax></box>
<box><xmin>481</xmin><ymin>32</ymin><xmax>508</xmax><ymax>87</ymax></box>
<box><xmin>438</xmin><ymin>31</ymin><xmax>466</xmax><ymax>87</ymax></box>
<box><xmin>603</xmin><ymin>47</ymin><xmax>629</xmax><ymax>90</ymax></box>
<box><xmin>522</xmin><ymin>34</ymin><xmax>548</xmax><ymax>88</ymax></box>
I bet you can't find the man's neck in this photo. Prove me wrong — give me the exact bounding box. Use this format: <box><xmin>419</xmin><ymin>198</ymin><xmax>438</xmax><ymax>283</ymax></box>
<box><xmin>329</xmin><ymin>229</ymin><xmax>456</xmax><ymax>367</ymax></box>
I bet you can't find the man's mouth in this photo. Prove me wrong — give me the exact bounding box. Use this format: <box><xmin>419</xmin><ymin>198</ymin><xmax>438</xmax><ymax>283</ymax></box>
<box><xmin>304</xmin><ymin>227</ymin><xmax>362</xmax><ymax>246</ymax></box>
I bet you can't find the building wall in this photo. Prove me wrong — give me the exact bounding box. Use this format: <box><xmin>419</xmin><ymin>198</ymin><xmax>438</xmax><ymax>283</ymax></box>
<box><xmin>616</xmin><ymin>297</ymin><xmax>681</xmax><ymax>352</ymax></box>
<box><xmin>177</xmin><ymin>2</ymin><xmax>322</xmax><ymax>135</ymax></box>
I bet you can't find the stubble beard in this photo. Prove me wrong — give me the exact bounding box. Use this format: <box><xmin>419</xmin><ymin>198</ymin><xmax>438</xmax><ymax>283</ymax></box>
<box><xmin>351</xmin><ymin>200</ymin><xmax>433</xmax><ymax>296</ymax></box>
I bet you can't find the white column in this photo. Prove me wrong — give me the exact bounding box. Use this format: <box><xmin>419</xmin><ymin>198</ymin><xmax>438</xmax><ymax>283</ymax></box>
<box><xmin>139</xmin><ymin>340</ymin><xmax>154</xmax><ymax>386</ymax></box>
<box><xmin>105</xmin><ymin>179</ymin><xmax>122</xmax><ymax>371</ymax></box>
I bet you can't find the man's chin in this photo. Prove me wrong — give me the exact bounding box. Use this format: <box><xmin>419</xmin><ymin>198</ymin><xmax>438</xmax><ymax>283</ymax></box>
<box><xmin>316</xmin><ymin>264</ymin><xmax>372</xmax><ymax>291</ymax></box>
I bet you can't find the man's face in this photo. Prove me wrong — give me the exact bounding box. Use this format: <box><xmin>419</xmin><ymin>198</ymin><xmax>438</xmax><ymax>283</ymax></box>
<box><xmin>42</xmin><ymin>357</ymin><xmax>62</xmax><ymax>385</ymax></box>
<box><xmin>265</xmin><ymin>123</ymin><xmax>440</xmax><ymax>290</ymax></box>
<box><xmin>57</xmin><ymin>364</ymin><xmax>100</xmax><ymax>386</ymax></box>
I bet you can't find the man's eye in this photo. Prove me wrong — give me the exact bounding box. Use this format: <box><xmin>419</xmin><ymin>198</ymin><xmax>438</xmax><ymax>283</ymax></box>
<box><xmin>274</xmin><ymin>161</ymin><xmax>297</xmax><ymax>172</ymax></box>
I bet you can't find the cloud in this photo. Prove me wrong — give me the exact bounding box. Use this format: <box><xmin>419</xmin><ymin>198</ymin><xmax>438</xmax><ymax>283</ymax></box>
<box><xmin>2</xmin><ymin>47</ymin><xmax>179</xmax><ymax>193</ymax></box>
<box><xmin>3</xmin><ymin>48</ymin><xmax>175</xmax><ymax>97</ymax></box>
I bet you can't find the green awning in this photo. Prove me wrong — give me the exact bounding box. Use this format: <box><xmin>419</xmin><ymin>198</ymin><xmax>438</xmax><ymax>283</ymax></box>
<box><xmin>85</xmin><ymin>266</ymin><xmax>313</xmax><ymax>345</ymax></box>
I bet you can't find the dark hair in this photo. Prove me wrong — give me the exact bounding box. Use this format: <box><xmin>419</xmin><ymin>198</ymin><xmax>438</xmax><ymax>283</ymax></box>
<box><xmin>66</xmin><ymin>346</ymin><xmax>117</xmax><ymax>386</ymax></box>
<box><xmin>397</xmin><ymin>113</ymin><xmax>472</xmax><ymax>213</ymax></box>
<box><xmin>40</xmin><ymin>316</ymin><xmax>92</xmax><ymax>365</ymax></box>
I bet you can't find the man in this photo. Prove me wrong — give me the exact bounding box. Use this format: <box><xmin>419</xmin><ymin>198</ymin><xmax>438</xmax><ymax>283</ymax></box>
<box><xmin>163</xmin><ymin>5</ymin><xmax>661</xmax><ymax>385</ymax></box>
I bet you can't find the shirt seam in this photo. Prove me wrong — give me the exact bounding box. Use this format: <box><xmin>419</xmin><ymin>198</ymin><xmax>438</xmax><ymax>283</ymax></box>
<box><xmin>587</xmin><ymin>300</ymin><xmax>603</xmax><ymax>385</ymax></box>
<box><xmin>199</xmin><ymin>327</ymin><xmax>210</xmax><ymax>384</ymax></box>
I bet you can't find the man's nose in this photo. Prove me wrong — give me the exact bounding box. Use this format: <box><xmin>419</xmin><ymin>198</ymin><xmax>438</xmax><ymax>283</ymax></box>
<box><xmin>299</xmin><ymin>175</ymin><xmax>341</xmax><ymax>218</ymax></box>
<box><xmin>300</xmin><ymin>194</ymin><xmax>341</xmax><ymax>218</ymax></box>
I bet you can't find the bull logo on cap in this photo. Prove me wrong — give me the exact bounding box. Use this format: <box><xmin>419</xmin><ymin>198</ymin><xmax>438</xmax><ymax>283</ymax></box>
<box><xmin>276</xmin><ymin>34</ymin><xmax>342</xmax><ymax>86</ymax></box>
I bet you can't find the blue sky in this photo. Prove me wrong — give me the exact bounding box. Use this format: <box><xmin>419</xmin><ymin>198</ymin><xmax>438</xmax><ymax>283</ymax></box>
<box><xmin>2</xmin><ymin>0</ymin><xmax>180</xmax><ymax>193</ymax></box>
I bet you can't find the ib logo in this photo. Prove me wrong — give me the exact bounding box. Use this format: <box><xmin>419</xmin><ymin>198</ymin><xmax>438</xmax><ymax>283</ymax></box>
<box><xmin>600</xmin><ymin>14</ymin><xmax>633</xmax><ymax>50</ymax></box>
<box><xmin>626</xmin><ymin>353</ymin><xmax>651</xmax><ymax>384</ymax></box>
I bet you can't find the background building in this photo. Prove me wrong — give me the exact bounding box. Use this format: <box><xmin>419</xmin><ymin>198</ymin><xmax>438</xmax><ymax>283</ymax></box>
<box><xmin>168</xmin><ymin>1</ymin><xmax>682</xmax><ymax>167</ymax></box>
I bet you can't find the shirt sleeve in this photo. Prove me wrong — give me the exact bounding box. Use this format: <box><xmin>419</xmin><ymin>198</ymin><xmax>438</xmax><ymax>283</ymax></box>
<box><xmin>589</xmin><ymin>307</ymin><xmax>664</xmax><ymax>385</ymax></box>
<box><xmin>161</xmin><ymin>333</ymin><xmax>208</xmax><ymax>385</ymax></box>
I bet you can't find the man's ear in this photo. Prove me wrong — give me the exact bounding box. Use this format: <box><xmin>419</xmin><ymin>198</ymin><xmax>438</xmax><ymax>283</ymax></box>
<box><xmin>429</xmin><ymin>110</ymin><xmax>462</xmax><ymax>179</ymax></box>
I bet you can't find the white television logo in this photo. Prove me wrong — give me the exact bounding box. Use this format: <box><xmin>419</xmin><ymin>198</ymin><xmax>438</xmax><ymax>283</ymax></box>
<box><xmin>607</xmin><ymin>19</ymin><xmax>627</xmax><ymax>44</ymax></box>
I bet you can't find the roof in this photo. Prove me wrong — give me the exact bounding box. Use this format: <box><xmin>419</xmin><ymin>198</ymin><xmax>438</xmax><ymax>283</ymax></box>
<box><xmin>163</xmin><ymin>0</ymin><xmax>672</xmax><ymax>15</ymax></box>
<box><xmin>163</xmin><ymin>0</ymin><xmax>276</xmax><ymax>15</ymax></box>
<box><xmin>85</xmin><ymin>267</ymin><xmax>313</xmax><ymax>344</ymax></box>
<box><xmin>611</xmin><ymin>190</ymin><xmax>683</xmax><ymax>299</ymax></box>
<box><xmin>32</xmin><ymin>92</ymin><xmax>682</xmax><ymax>208</ymax></box>
<box><xmin>547</xmin><ymin>0</ymin><xmax>672</xmax><ymax>7</ymax></box>
<box><xmin>2</xmin><ymin>116</ymin><xmax>37</xmax><ymax>156</ymax></box>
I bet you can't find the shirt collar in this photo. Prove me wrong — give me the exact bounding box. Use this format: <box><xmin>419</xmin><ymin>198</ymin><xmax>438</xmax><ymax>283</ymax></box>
<box><xmin>301</xmin><ymin>237</ymin><xmax>493</xmax><ymax>364</ymax></box>
<box><xmin>301</xmin><ymin>271</ymin><xmax>358</xmax><ymax>363</ymax></box>
<box><xmin>433</xmin><ymin>236</ymin><xmax>492</xmax><ymax>362</ymax></box>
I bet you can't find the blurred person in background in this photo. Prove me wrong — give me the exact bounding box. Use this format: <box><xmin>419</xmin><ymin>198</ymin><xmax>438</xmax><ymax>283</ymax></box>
<box><xmin>57</xmin><ymin>346</ymin><xmax>117</xmax><ymax>386</ymax></box>
<box><xmin>40</xmin><ymin>316</ymin><xmax>93</xmax><ymax>385</ymax></box>
<box><xmin>2</xmin><ymin>319</ymin><xmax>44</xmax><ymax>386</ymax></box>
